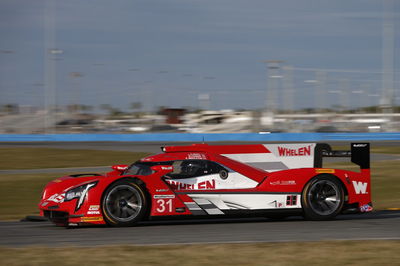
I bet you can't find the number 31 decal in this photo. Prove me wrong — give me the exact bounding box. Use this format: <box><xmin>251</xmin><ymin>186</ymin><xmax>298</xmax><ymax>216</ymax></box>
<box><xmin>156</xmin><ymin>199</ymin><xmax>173</xmax><ymax>213</ymax></box>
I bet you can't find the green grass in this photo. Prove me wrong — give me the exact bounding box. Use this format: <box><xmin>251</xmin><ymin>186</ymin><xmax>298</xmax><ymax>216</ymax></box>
<box><xmin>0</xmin><ymin>147</ymin><xmax>149</xmax><ymax>170</ymax></box>
<box><xmin>0</xmin><ymin>173</ymin><xmax>64</xmax><ymax>220</ymax></box>
<box><xmin>370</xmin><ymin>160</ymin><xmax>400</xmax><ymax>209</ymax></box>
<box><xmin>1</xmin><ymin>240</ymin><xmax>400</xmax><ymax>265</ymax></box>
<box><xmin>370</xmin><ymin>146</ymin><xmax>400</xmax><ymax>155</ymax></box>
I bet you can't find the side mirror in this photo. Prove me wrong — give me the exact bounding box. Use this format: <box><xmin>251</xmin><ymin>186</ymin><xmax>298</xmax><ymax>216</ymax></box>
<box><xmin>111</xmin><ymin>165</ymin><xmax>128</xmax><ymax>172</ymax></box>
<box><xmin>150</xmin><ymin>165</ymin><xmax>174</xmax><ymax>174</ymax></box>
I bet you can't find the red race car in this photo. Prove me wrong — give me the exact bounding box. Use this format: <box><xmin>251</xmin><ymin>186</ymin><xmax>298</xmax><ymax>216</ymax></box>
<box><xmin>39</xmin><ymin>143</ymin><xmax>372</xmax><ymax>227</ymax></box>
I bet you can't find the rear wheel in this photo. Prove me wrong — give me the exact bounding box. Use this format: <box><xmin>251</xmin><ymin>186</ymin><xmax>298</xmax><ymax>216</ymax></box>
<box><xmin>102</xmin><ymin>180</ymin><xmax>148</xmax><ymax>227</ymax></box>
<box><xmin>302</xmin><ymin>175</ymin><xmax>344</xmax><ymax>220</ymax></box>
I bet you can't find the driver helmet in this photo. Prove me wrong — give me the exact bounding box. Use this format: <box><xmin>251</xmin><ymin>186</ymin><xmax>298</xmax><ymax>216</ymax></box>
<box><xmin>181</xmin><ymin>161</ymin><xmax>203</xmax><ymax>176</ymax></box>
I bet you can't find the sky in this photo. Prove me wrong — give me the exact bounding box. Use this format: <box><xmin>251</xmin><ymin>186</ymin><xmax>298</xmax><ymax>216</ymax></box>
<box><xmin>0</xmin><ymin>0</ymin><xmax>399</xmax><ymax>112</ymax></box>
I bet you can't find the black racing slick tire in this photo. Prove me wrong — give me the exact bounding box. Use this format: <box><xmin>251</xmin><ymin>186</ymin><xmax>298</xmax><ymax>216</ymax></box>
<box><xmin>301</xmin><ymin>175</ymin><xmax>345</xmax><ymax>221</ymax></box>
<box><xmin>102</xmin><ymin>180</ymin><xmax>148</xmax><ymax>227</ymax></box>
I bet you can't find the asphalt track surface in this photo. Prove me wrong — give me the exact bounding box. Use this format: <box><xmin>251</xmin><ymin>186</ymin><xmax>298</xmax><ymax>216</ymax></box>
<box><xmin>1</xmin><ymin>211</ymin><xmax>399</xmax><ymax>247</ymax></box>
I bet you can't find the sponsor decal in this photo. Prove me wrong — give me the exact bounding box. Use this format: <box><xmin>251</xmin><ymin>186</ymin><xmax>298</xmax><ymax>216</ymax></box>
<box><xmin>353</xmin><ymin>144</ymin><xmax>367</xmax><ymax>148</ymax></box>
<box><xmin>156</xmin><ymin>189</ymin><xmax>169</xmax><ymax>192</ymax></box>
<box><xmin>153</xmin><ymin>194</ymin><xmax>175</xmax><ymax>199</ymax></box>
<box><xmin>315</xmin><ymin>169</ymin><xmax>335</xmax><ymax>174</ymax></box>
<box><xmin>352</xmin><ymin>181</ymin><xmax>368</xmax><ymax>194</ymax></box>
<box><xmin>269</xmin><ymin>200</ymin><xmax>283</xmax><ymax>208</ymax></box>
<box><xmin>344</xmin><ymin>174</ymin><xmax>351</xmax><ymax>184</ymax></box>
<box><xmin>186</xmin><ymin>153</ymin><xmax>207</xmax><ymax>160</ymax></box>
<box><xmin>198</xmin><ymin>180</ymin><xmax>215</xmax><ymax>189</ymax></box>
<box><xmin>269</xmin><ymin>180</ymin><xmax>296</xmax><ymax>186</ymax></box>
<box><xmin>175</xmin><ymin>207</ymin><xmax>186</xmax><ymax>213</ymax></box>
<box><xmin>277</xmin><ymin>145</ymin><xmax>311</xmax><ymax>156</ymax></box>
<box><xmin>360</xmin><ymin>204</ymin><xmax>373</xmax><ymax>212</ymax></box>
<box><xmin>167</xmin><ymin>179</ymin><xmax>216</xmax><ymax>190</ymax></box>
<box><xmin>47</xmin><ymin>193</ymin><xmax>65</xmax><ymax>203</ymax></box>
<box><xmin>155</xmin><ymin>199</ymin><xmax>173</xmax><ymax>213</ymax></box>
<box><xmin>80</xmin><ymin>216</ymin><xmax>103</xmax><ymax>222</ymax></box>
<box><xmin>87</xmin><ymin>210</ymin><xmax>101</xmax><ymax>215</ymax></box>
<box><xmin>89</xmin><ymin>205</ymin><xmax>100</xmax><ymax>211</ymax></box>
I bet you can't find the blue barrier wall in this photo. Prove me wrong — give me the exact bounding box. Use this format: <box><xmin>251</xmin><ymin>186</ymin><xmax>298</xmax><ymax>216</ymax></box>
<box><xmin>1</xmin><ymin>133</ymin><xmax>400</xmax><ymax>142</ymax></box>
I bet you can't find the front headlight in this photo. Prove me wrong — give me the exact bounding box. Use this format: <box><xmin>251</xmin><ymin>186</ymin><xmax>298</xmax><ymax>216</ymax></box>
<box><xmin>65</xmin><ymin>181</ymin><xmax>98</xmax><ymax>211</ymax></box>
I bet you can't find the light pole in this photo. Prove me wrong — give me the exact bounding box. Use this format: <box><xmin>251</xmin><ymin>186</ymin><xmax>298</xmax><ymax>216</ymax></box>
<box><xmin>69</xmin><ymin>72</ymin><xmax>83</xmax><ymax>114</ymax></box>
<box><xmin>265</xmin><ymin>60</ymin><xmax>283</xmax><ymax>113</ymax></box>
<box><xmin>44</xmin><ymin>0</ymin><xmax>61</xmax><ymax>134</ymax></box>
<box><xmin>282</xmin><ymin>66</ymin><xmax>294</xmax><ymax>113</ymax></box>
<box><xmin>304</xmin><ymin>79</ymin><xmax>318</xmax><ymax>112</ymax></box>
<box><xmin>265</xmin><ymin>60</ymin><xmax>283</xmax><ymax>127</ymax></box>
<box><xmin>381</xmin><ymin>0</ymin><xmax>395</xmax><ymax>113</ymax></box>
<box><xmin>316</xmin><ymin>70</ymin><xmax>327</xmax><ymax>112</ymax></box>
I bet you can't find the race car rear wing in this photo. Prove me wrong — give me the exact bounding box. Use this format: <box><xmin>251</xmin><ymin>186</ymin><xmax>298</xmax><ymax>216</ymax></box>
<box><xmin>314</xmin><ymin>143</ymin><xmax>370</xmax><ymax>169</ymax></box>
<box><xmin>162</xmin><ymin>142</ymin><xmax>370</xmax><ymax>172</ymax></box>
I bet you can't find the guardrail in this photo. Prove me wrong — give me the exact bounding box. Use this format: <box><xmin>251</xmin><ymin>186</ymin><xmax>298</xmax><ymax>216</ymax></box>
<box><xmin>1</xmin><ymin>133</ymin><xmax>400</xmax><ymax>142</ymax></box>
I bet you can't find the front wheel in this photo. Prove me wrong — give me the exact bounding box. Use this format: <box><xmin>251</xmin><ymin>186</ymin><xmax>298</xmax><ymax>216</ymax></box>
<box><xmin>102</xmin><ymin>180</ymin><xmax>148</xmax><ymax>227</ymax></box>
<box><xmin>302</xmin><ymin>175</ymin><xmax>344</xmax><ymax>220</ymax></box>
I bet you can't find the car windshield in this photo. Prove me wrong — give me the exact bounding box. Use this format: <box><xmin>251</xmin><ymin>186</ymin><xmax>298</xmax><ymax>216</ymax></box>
<box><xmin>123</xmin><ymin>161</ymin><xmax>173</xmax><ymax>176</ymax></box>
<box><xmin>124</xmin><ymin>163</ymin><xmax>154</xmax><ymax>176</ymax></box>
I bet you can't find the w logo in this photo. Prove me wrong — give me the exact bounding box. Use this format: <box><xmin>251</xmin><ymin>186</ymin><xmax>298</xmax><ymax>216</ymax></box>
<box><xmin>352</xmin><ymin>181</ymin><xmax>368</xmax><ymax>194</ymax></box>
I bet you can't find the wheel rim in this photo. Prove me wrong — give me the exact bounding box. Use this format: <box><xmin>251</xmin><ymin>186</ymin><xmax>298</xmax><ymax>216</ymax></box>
<box><xmin>105</xmin><ymin>184</ymin><xmax>142</xmax><ymax>222</ymax></box>
<box><xmin>307</xmin><ymin>180</ymin><xmax>341</xmax><ymax>216</ymax></box>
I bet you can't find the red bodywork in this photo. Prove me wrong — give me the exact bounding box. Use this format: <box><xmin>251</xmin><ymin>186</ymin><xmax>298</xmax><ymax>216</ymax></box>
<box><xmin>38</xmin><ymin>143</ymin><xmax>372</xmax><ymax>226</ymax></box>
